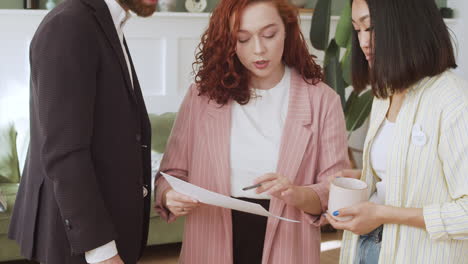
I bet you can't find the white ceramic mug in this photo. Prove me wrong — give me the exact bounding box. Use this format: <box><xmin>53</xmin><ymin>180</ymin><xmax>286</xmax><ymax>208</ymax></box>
<box><xmin>328</xmin><ymin>177</ymin><xmax>368</xmax><ymax>221</ymax></box>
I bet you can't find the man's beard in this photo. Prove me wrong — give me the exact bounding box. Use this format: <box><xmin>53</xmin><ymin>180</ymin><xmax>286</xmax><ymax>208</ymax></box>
<box><xmin>119</xmin><ymin>0</ymin><xmax>157</xmax><ymax>17</ymax></box>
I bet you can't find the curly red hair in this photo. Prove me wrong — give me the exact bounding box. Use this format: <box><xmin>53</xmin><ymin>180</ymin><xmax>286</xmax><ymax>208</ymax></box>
<box><xmin>193</xmin><ymin>0</ymin><xmax>323</xmax><ymax>105</ymax></box>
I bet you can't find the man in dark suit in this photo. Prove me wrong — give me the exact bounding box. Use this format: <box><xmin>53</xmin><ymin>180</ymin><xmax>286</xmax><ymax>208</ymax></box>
<box><xmin>8</xmin><ymin>0</ymin><xmax>158</xmax><ymax>263</ymax></box>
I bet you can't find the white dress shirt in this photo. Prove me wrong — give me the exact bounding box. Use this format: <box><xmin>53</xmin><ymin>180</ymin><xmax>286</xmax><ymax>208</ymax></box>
<box><xmin>85</xmin><ymin>0</ymin><xmax>132</xmax><ymax>263</ymax></box>
<box><xmin>230</xmin><ymin>67</ymin><xmax>290</xmax><ymax>199</ymax></box>
<box><xmin>104</xmin><ymin>0</ymin><xmax>133</xmax><ymax>87</ymax></box>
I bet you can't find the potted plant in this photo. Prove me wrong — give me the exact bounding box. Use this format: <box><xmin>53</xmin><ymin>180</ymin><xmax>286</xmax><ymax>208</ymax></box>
<box><xmin>310</xmin><ymin>0</ymin><xmax>373</xmax><ymax>168</ymax></box>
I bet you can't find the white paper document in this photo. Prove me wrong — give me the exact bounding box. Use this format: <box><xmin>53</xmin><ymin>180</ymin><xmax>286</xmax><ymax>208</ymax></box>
<box><xmin>162</xmin><ymin>172</ymin><xmax>300</xmax><ymax>223</ymax></box>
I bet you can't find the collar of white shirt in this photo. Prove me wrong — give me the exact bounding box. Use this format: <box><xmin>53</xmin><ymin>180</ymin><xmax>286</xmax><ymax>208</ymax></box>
<box><xmin>103</xmin><ymin>0</ymin><xmax>131</xmax><ymax>34</ymax></box>
<box><xmin>103</xmin><ymin>0</ymin><xmax>135</xmax><ymax>88</ymax></box>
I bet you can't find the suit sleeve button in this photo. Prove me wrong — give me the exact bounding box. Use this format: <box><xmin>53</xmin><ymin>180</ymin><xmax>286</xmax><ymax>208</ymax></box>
<box><xmin>65</xmin><ymin>219</ymin><xmax>72</xmax><ymax>230</ymax></box>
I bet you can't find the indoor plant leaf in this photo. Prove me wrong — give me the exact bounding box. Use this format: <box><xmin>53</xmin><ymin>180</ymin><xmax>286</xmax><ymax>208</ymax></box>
<box><xmin>335</xmin><ymin>0</ymin><xmax>352</xmax><ymax>48</ymax></box>
<box><xmin>341</xmin><ymin>37</ymin><xmax>352</xmax><ymax>86</ymax></box>
<box><xmin>324</xmin><ymin>39</ymin><xmax>346</xmax><ymax>108</ymax></box>
<box><xmin>310</xmin><ymin>0</ymin><xmax>332</xmax><ymax>51</ymax></box>
<box><xmin>344</xmin><ymin>90</ymin><xmax>374</xmax><ymax>131</ymax></box>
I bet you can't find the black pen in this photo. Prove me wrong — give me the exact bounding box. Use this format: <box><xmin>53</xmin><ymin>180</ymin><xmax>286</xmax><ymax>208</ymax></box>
<box><xmin>242</xmin><ymin>183</ymin><xmax>262</xmax><ymax>191</ymax></box>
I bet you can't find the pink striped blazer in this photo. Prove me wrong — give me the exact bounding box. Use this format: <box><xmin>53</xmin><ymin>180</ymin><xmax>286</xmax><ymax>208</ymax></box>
<box><xmin>155</xmin><ymin>69</ymin><xmax>349</xmax><ymax>264</ymax></box>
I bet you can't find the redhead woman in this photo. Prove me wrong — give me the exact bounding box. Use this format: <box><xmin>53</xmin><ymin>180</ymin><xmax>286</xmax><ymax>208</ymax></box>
<box><xmin>154</xmin><ymin>0</ymin><xmax>350</xmax><ymax>263</ymax></box>
<box><xmin>325</xmin><ymin>0</ymin><xmax>468</xmax><ymax>263</ymax></box>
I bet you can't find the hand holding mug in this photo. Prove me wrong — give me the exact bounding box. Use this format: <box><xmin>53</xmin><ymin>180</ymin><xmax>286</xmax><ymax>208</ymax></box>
<box><xmin>325</xmin><ymin>201</ymin><xmax>383</xmax><ymax>235</ymax></box>
<box><xmin>327</xmin><ymin>177</ymin><xmax>368</xmax><ymax>221</ymax></box>
<box><xmin>327</xmin><ymin>169</ymin><xmax>362</xmax><ymax>184</ymax></box>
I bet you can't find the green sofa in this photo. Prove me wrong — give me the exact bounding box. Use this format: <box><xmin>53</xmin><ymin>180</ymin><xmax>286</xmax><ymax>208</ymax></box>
<box><xmin>0</xmin><ymin>183</ymin><xmax>21</xmax><ymax>262</ymax></box>
<box><xmin>0</xmin><ymin>112</ymin><xmax>183</xmax><ymax>262</ymax></box>
<box><xmin>0</xmin><ymin>124</ymin><xmax>22</xmax><ymax>262</ymax></box>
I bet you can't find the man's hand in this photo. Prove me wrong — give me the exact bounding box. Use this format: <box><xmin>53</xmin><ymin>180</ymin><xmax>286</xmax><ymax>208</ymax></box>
<box><xmin>95</xmin><ymin>254</ymin><xmax>124</xmax><ymax>264</ymax></box>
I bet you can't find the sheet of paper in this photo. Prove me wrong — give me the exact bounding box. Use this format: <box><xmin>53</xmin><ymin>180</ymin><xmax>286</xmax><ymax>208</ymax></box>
<box><xmin>161</xmin><ymin>172</ymin><xmax>300</xmax><ymax>223</ymax></box>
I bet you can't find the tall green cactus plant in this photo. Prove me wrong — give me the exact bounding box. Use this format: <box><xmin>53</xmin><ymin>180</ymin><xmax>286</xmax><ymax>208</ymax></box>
<box><xmin>310</xmin><ymin>0</ymin><xmax>373</xmax><ymax>134</ymax></box>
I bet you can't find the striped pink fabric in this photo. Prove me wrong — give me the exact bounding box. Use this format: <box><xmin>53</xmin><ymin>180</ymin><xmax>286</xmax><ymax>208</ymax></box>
<box><xmin>154</xmin><ymin>69</ymin><xmax>350</xmax><ymax>264</ymax></box>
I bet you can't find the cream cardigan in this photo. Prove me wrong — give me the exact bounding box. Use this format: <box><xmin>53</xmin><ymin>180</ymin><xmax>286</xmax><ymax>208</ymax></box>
<box><xmin>340</xmin><ymin>71</ymin><xmax>468</xmax><ymax>264</ymax></box>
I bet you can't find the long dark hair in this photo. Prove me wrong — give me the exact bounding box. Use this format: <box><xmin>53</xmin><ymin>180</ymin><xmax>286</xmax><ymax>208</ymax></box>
<box><xmin>351</xmin><ymin>0</ymin><xmax>457</xmax><ymax>98</ymax></box>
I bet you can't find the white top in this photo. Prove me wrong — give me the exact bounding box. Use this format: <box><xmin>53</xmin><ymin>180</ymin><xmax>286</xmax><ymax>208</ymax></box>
<box><xmin>230</xmin><ymin>67</ymin><xmax>291</xmax><ymax>199</ymax></box>
<box><xmin>369</xmin><ymin>119</ymin><xmax>396</xmax><ymax>204</ymax></box>
<box><xmin>104</xmin><ymin>0</ymin><xmax>133</xmax><ymax>87</ymax></box>
<box><xmin>85</xmin><ymin>0</ymin><xmax>132</xmax><ymax>263</ymax></box>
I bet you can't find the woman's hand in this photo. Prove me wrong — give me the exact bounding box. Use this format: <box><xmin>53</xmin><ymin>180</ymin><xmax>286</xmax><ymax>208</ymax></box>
<box><xmin>163</xmin><ymin>188</ymin><xmax>200</xmax><ymax>217</ymax></box>
<box><xmin>325</xmin><ymin>202</ymin><xmax>383</xmax><ymax>235</ymax></box>
<box><xmin>327</xmin><ymin>169</ymin><xmax>362</xmax><ymax>183</ymax></box>
<box><xmin>254</xmin><ymin>173</ymin><xmax>301</xmax><ymax>206</ymax></box>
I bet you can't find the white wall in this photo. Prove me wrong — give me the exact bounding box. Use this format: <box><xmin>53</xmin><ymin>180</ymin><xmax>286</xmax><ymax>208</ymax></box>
<box><xmin>0</xmin><ymin>10</ymin><xmax>462</xmax><ymax>169</ymax></box>
<box><xmin>0</xmin><ymin>10</ymin><xmax>325</xmax><ymax>170</ymax></box>
<box><xmin>1</xmin><ymin>10</ymin><xmax>461</xmax><ymax>118</ymax></box>
<box><xmin>448</xmin><ymin>0</ymin><xmax>468</xmax><ymax>77</ymax></box>
<box><xmin>0</xmin><ymin>11</ymin><xmax>328</xmax><ymax>119</ymax></box>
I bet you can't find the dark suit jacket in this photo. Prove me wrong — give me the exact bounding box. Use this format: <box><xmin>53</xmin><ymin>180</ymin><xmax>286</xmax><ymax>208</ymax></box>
<box><xmin>8</xmin><ymin>0</ymin><xmax>152</xmax><ymax>263</ymax></box>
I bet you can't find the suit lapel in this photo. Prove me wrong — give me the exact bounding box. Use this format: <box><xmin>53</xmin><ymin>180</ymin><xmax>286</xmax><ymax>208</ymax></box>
<box><xmin>123</xmin><ymin>37</ymin><xmax>139</xmax><ymax>103</ymax></box>
<box><xmin>360</xmin><ymin>97</ymin><xmax>388</xmax><ymax>195</ymax></box>
<box><xmin>262</xmin><ymin>69</ymin><xmax>313</xmax><ymax>263</ymax></box>
<box><xmin>361</xmin><ymin>77</ymin><xmax>439</xmax><ymax>203</ymax></box>
<box><xmin>125</xmin><ymin>38</ymin><xmax>149</xmax><ymax>126</ymax></box>
<box><xmin>386</xmin><ymin>76</ymin><xmax>439</xmax><ymax>206</ymax></box>
<box><xmin>203</xmin><ymin>101</ymin><xmax>232</xmax><ymax>196</ymax></box>
<box><xmin>364</xmin><ymin>100</ymin><xmax>388</xmax><ymax>150</ymax></box>
<box><xmin>81</xmin><ymin>0</ymin><xmax>136</xmax><ymax>103</ymax></box>
<box><xmin>202</xmin><ymin>99</ymin><xmax>233</xmax><ymax>251</ymax></box>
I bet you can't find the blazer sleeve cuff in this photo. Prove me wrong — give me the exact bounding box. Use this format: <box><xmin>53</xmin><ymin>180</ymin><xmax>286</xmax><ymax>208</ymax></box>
<box><xmin>85</xmin><ymin>240</ymin><xmax>118</xmax><ymax>263</ymax></box>
<box><xmin>423</xmin><ymin>203</ymin><xmax>449</xmax><ymax>241</ymax></box>
<box><xmin>304</xmin><ymin>183</ymin><xmax>329</xmax><ymax>227</ymax></box>
<box><xmin>154</xmin><ymin>177</ymin><xmax>177</xmax><ymax>223</ymax></box>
